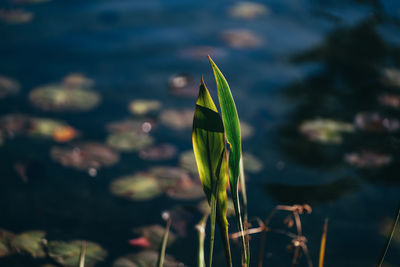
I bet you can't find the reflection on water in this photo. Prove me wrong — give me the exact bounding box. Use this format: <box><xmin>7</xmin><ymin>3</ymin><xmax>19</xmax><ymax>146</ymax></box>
<box><xmin>0</xmin><ymin>0</ymin><xmax>400</xmax><ymax>266</ymax></box>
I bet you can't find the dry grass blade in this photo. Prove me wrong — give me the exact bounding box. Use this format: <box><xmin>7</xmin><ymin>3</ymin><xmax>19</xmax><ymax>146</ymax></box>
<box><xmin>318</xmin><ymin>219</ymin><xmax>328</xmax><ymax>267</ymax></box>
<box><xmin>78</xmin><ymin>240</ymin><xmax>86</xmax><ymax>267</ymax></box>
<box><xmin>378</xmin><ymin>203</ymin><xmax>400</xmax><ymax>267</ymax></box>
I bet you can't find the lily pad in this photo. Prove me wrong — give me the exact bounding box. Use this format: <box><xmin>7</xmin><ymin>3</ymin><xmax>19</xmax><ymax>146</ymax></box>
<box><xmin>382</xmin><ymin>68</ymin><xmax>400</xmax><ymax>88</ymax></box>
<box><xmin>0</xmin><ymin>76</ymin><xmax>20</xmax><ymax>99</ymax></box>
<box><xmin>165</xmin><ymin>176</ymin><xmax>204</xmax><ymax>200</ymax></box>
<box><xmin>229</xmin><ymin>1</ymin><xmax>269</xmax><ymax>19</ymax></box>
<box><xmin>132</xmin><ymin>225</ymin><xmax>176</xmax><ymax>249</ymax></box>
<box><xmin>379</xmin><ymin>94</ymin><xmax>400</xmax><ymax>109</ymax></box>
<box><xmin>106</xmin><ymin>119</ymin><xmax>157</xmax><ymax>134</ymax></box>
<box><xmin>139</xmin><ymin>144</ymin><xmax>177</xmax><ymax>161</ymax></box>
<box><xmin>29</xmin><ymin>84</ymin><xmax>100</xmax><ymax>112</ymax></box>
<box><xmin>129</xmin><ymin>100</ymin><xmax>161</xmax><ymax>115</ymax></box>
<box><xmin>168</xmin><ymin>74</ymin><xmax>198</xmax><ymax>98</ymax></box>
<box><xmin>113</xmin><ymin>251</ymin><xmax>182</xmax><ymax>267</ymax></box>
<box><xmin>11</xmin><ymin>231</ymin><xmax>46</xmax><ymax>258</ymax></box>
<box><xmin>107</xmin><ymin>132</ymin><xmax>154</xmax><ymax>152</ymax></box>
<box><xmin>299</xmin><ymin>118</ymin><xmax>354</xmax><ymax>144</ymax></box>
<box><xmin>160</xmin><ymin>109</ymin><xmax>194</xmax><ymax>130</ymax></box>
<box><xmin>355</xmin><ymin>112</ymin><xmax>399</xmax><ymax>133</ymax></box>
<box><xmin>62</xmin><ymin>73</ymin><xmax>94</xmax><ymax>89</ymax></box>
<box><xmin>110</xmin><ymin>173</ymin><xmax>162</xmax><ymax>201</ymax></box>
<box><xmin>179</xmin><ymin>46</ymin><xmax>226</xmax><ymax>60</ymax></box>
<box><xmin>149</xmin><ymin>166</ymin><xmax>190</xmax><ymax>188</ymax></box>
<box><xmin>178</xmin><ymin>150</ymin><xmax>197</xmax><ymax>175</ymax></box>
<box><xmin>51</xmin><ymin>143</ymin><xmax>119</xmax><ymax>171</ymax></box>
<box><xmin>241</xmin><ymin>121</ymin><xmax>254</xmax><ymax>140</ymax></box>
<box><xmin>0</xmin><ymin>114</ymin><xmax>31</xmax><ymax>137</ymax></box>
<box><xmin>243</xmin><ymin>152</ymin><xmax>263</xmax><ymax>173</ymax></box>
<box><xmin>29</xmin><ymin>118</ymin><xmax>77</xmax><ymax>142</ymax></box>
<box><xmin>222</xmin><ymin>29</ymin><xmax>262</xmax><ymax>49</ymax></box>
<box><xmin>0</xmin><ymin>9</ymin><xmax>33</xmax><ymax>24</ymax></box>
<box><xmin>345</xmin><ymin>151</ymin><xmax>392</xmax><ymax>168</ymax></box>
<box><xmin>48</xmin><ymin>240</ymin><xmax>107</xmax><ymax>267</ymax></box>
<box><xmin>0</xmin><ymin>229</ymin><xmax>15</xmax><ymax>257</ymax></box>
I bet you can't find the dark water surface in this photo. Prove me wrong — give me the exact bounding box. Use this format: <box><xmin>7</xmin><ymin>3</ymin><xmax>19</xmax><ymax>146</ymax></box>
<box><xmin>1</xmin><ymin>0</ymin><xmax>400</xmax><ymax>266</ymax></box>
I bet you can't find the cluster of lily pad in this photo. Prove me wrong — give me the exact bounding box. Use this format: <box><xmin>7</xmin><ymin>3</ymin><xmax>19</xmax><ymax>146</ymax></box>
<box><xmin>0</xmin><ymin>113</ymin><xmax>78</xmax><ymax>143</ymax></box>
<box><xmin>297</xmin><ymin>67</ymin><xmax>400</xmax><ymax>169</ymax></box>
<box><xmin>110</xmin><ymin>167</ymin><xmax>204</xmax><ymax>201</ymax></box>
<box><xmin>0</xmin><ymin>229</ymin><xmax>107</xmax><ymax>267</ymax></box>
<box><xmin>29</xmin><ymin>74</ymin><xmax>100</xmax><ymax>112</ymax></box>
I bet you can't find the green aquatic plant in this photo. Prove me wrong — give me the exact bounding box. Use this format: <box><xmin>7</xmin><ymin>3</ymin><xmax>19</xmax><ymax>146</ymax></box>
<box><xmin>192</xmin><ymin>57</ymin><xmax>249</xmax><ymax>266</ymax></box>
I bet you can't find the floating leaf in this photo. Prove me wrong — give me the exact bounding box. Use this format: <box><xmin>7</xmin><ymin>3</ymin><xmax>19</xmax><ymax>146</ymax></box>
<box><xmin>242</xmin><ymin>152</ymin><xmax>263</xmax><ymax>173</ymax></box>
<box><xmin>29</xmin><ymin>84</ymin><xmax>100</xmax><ymax>112</ymax></box>
<box><xmin>299</xmin><ymin>118</ymin><xmax>354</xmax><ymax>144</ymax></box>
<box><xmin>113</xmin><ymin>251</ymin><xmax>182</xmax><ymax>267</ymax></box>
<box><xmin>168</xmin><ymin>74</ymin><xmax>198</xmax><ymax>98</ymax></box>
<box><xmin>222</xmin><ymin>29</ymin><xmax>262</xmax><ymax>49</ymax></box>
<box><xmin>129</xmin><ymin>100</ymin><xmax>161</xmax><ymax>115</ymax></box>
<box><xmin>0</xmin><ymin>229</ymin><xmax>15</xmax><ymax>257</ymax></box>
<box><xmin>62</xmin><ymin>73</ymin><xmax>94</xmax><ymax>89</ymax></box>
<box><xmin>11</xmin><ymin>231</ymin><xmax>46</xmax><ymax>258</ymax></box>
<box><xmin>382</xmin><ymin>68</ymin><xmax>400</xmax><ymax>88</ymax></box>
<box><xmin>29</xmin><ymin>118</ymin><xmax>77</xmax><ymax>142</ymax></box>
<box><xmin>355</xmin><ymin>112</ymin><xmax>400</xmax><ymax>133</ymax></box>
<box><xmin>0</xmin><ymin>114</ymin><xmax>31</xmax><ymax>137</ymax></box>
<box><xmin>139</xmin><ymin>144</ymin><xmax>177</xmax><ymax>161</ymax></box>
<box><xmin>379</xmin><ymin>94</ymin><xmax>400</xmax><ymax>109</ymax></box>
<box><xmin>179</xmin><ymin>46</ymin><xmax>226</xmax><ymax>60</ymax></box>
<box><xmin>240</xmin><ymin>121</ymin><xmax>254</xmax><ymax>140</ymax></box>
<box><xmin>51</xmin><ymin>143</ymin><xmax>119</xmax><ymax>171</ymax></box>
<box><xmin>229</xmin><ymin>1</ymin><xmax>269</xmax><ymax>19</ymax></box>
<box><xmin>165</xmin><ymin>176</ymin><xmax>204</xmax><ymax>200</ymax></box>
<box><xmin>192</xmin><ymin>77</ymin><xmax>232</xmax><ymax>266</ymax></box>
<box><xmin>48</xmin><ymin>240</ymin><xmax>107</xmax><ymax>267</ymax></box>
<box><xmin>107</xmin><ymin>132</ymin><xmax>154</xmax><ymax>152</ymax></box>
<box><xmin>0</xmin><ymin>9</ymin><xmax>33</xmax><ymax>24</ymax></box>
<box><xmin>160</xmin><ymin>109</ymin><xmax>194</xmax><ymax>130</ymax></box>
<box><xmin>106</xmin><ymin>119</ymin><xmax>156</xmax><ymax>134</ymax></box>
<box><xmin>110</xmin><ymin>173</ymin><xmax>162</xmax><ymax>201</ymax></box>
<box><xmin>179</xmin><ymin>150</ymin><xmax>198</xmax><ymax>175</ymax></box>
<box><xmin>345</xmin><ymin>151</ymin><xmax>392</xmax><ymax>168</ymax></box>
<box><xmin>0</xmin><ymin>76</ymin><xmax>20</xmax><ymax>99</ymax></box>
<box><xmin>132</xmin><ymin>225</ymin><xmax>176</xmax><ymax>250</ymax></box>
<box><xmin>148</xmin><ymin>166</ymin><xmax>190</xmax><ymax>188</ymax></box>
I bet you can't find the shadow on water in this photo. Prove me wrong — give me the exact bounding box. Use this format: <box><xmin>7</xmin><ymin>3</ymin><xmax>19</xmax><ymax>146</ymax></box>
<box><xmin>275</xmin><ymin>14</ymin><xmax>400</xmax><ymax>185</ymax></box>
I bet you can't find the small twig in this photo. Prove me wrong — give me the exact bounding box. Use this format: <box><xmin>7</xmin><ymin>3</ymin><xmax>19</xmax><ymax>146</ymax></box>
<box><xmin>301</xmin><ymin>243</ymin><xmax>314</xmax><ymax>267</ymax></box>
<box><xmin>318</xmin><ymin>219</ymin><xmax>329</xmax><ymax>267</ymax></box>
<box><xmin>291</xmin><ymin>246</ymin><xmax>300</xmax><ymax>267</ymax></box>
<box><xmin>157</xmin><ymin>212</ymin><xmax>171</xmax><ymax>267</ymax></box>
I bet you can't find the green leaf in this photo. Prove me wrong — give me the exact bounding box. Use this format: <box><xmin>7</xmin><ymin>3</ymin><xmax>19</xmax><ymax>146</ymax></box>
<box><xmin>208</xmin><ymin>56</ymin><xmax>249</xmax><ymax>266</ymax></box>
<box><xmin>192</xmin><ymin>78</ymin><xmax>232</xmax><ymax>267</ymax></box>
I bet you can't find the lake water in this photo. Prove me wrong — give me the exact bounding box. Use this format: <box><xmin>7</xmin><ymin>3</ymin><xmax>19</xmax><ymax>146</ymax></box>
<box><xmin>0</xmin><ymin>0</ymin><xmax>400</xmax><ymax>266</ymax></box>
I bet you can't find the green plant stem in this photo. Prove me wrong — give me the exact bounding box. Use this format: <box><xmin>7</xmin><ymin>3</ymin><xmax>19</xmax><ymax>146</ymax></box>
<box><xmin>157</xmin><ymin>217</ymin><xmax>171</xmax><ymax>267</ymax></box>
<box><xmin>232</xmin><ymin>188</ymin><xmax>249</xmax><ymax>267</ymax></box>
<box><xmin>209</xmin><ymin>194</ymin><xmax>217</xmax><ymax>267</ymax></box>
<box><xmin>196</xmin><ymin>215</ymin><xmax>208</xmax><ymax>267</ymax></box>
<box><xmin>318</xmin><ymin>219</ymin><xmax>328</xmax><ymax>267</ymax></box>
<box><xmin>378</xmin><ymin>202</ymin><xmax>400</xmax><ymax>267</ymax></box>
